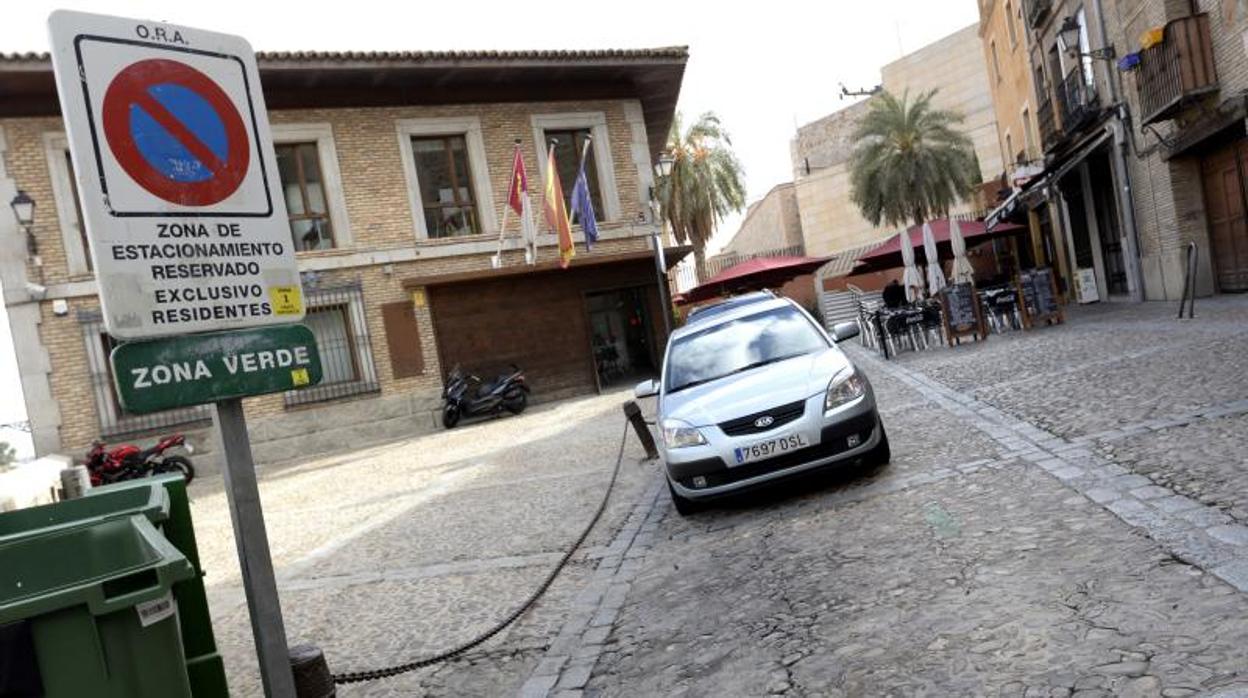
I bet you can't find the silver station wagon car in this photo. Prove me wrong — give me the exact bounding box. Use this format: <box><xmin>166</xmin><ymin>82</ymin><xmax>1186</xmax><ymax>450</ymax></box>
<box><xmin>636</xmin><ymin>293</ymin><xmax>889</xmax><ymax>514</ymax></box>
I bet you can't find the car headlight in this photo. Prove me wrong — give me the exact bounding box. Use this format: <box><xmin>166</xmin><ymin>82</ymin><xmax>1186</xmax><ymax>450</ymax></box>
<box><xmin>825</xmin><ymin>367</ymin><xmax>867</xmax><ymax>412</ymax></box>
<box><xmin>661</xmin><ymin>419</ymin><xmax>708</xmax><ymax>448</ymax></box>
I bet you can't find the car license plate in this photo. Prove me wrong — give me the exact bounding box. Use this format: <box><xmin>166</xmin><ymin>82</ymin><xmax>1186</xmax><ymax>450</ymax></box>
<box><xmin>733</xmin><ymin>433</ymin><xmax>809</xmax><ymax>465</ymax></box>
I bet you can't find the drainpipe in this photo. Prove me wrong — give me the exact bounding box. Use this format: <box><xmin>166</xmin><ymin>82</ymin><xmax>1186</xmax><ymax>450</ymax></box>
<box><xmin>1107</xmin><ymin>117</ymin><xmax>1145</xmax><ymax>301</ymax></box>
<box><xmin>1091</xmin><ymin>0</ymin><xmax>1146</xmax><ymax>302</ymax></box>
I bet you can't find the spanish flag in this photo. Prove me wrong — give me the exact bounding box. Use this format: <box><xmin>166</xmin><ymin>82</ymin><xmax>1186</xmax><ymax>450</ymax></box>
<box><xmin>544</xmin><ymin>142</ymin><xmax>575</xmax><ymax>268</ymax></box>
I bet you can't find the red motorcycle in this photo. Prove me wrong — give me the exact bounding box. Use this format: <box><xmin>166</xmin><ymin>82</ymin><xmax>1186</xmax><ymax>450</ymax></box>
<box><xmin>84</xmin><ymin>433</ymin><xmax>196</xmax><ymax>486</ymax></box>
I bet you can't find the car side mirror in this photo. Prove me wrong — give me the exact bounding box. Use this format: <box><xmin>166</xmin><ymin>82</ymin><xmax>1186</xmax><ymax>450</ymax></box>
<box><xmin>831</xmin><ymin>321</ymin><xmax>860</xmax><ymax>343</ymax></box>
<box><xmin>634</xmin><ymin>379</ymin><xmax>659</xmax><ymax>399</ymax></box>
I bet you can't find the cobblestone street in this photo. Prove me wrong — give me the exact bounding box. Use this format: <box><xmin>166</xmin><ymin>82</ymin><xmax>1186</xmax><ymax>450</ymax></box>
<box><xmin>580</xmin><ymin>298</ymin><xmax>1248</xmax><ymax>697</ymax></box>
<box><xmin>195</xmin><ymin>392</ymin><xmax>656</xmax><ymax>697</ymax></box>
<box><xmin>199</xmin><ymin>298</ymin><xmax>1248</xmax><ymax>697</ymax></box>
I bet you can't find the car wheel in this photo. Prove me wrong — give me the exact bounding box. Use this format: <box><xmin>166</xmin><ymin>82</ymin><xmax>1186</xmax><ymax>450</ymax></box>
<box><xmin>865</xmin><ymin>424</ymin><xmax>890</xmax><ymax>466</ymax></box>
<box><xmin>668</xmin><ymin>480</ymin><xmax>703</xmax><ymax>517</ymax></box>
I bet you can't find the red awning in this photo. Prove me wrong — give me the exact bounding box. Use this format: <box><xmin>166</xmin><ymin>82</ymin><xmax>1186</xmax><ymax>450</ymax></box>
<box><xmin>679</xmin><ymin>255</ymin><xmax>829</xmax><ymax>304</ymax></box>
<box><xmin>852</xmin><ymin>218</ymin><xmax>1027</xmax><ymax>273</ymax></box>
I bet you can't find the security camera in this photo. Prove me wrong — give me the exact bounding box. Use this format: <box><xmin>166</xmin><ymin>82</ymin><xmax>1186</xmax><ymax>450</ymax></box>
<box><xmin>25</xmin><ymin>282</ymin><xmax>47</xmax><ymax>300</ymax></box>
<box><xmin>52</xmin><ymin>299</ymin><xmax>69</xmax><ymax>316</ymax></box>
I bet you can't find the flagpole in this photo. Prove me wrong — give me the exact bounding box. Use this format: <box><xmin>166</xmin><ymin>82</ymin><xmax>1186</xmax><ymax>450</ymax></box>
<box><xmin>492</xmin><ymin>203</ymin><xmax>510</xmax><ymax>265</ymax></box>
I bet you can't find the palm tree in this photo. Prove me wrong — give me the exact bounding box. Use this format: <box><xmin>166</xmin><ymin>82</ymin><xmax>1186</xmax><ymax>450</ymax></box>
<box><xmin>655</xmin><ymin>112</ymin><xmax>746</xmax><ymax>282</ymax></box>
<box><xmin>849</xmin><ymin>90</ymin><xmax>980</xmax><ymax>228</ymax></box>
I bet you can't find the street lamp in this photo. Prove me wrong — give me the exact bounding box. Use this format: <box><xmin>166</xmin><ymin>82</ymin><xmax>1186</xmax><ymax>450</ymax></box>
<box><xmin>9</xmin><ymin>190</ymin><xmax>37</xmax><ymax>256</ymax></box>
<box><xmin>1057</xmin><ymin>15</ymin><xmax>1116</xmax><ymax>60</ymax></box>
<box><xmin>649</xmin><ymin>154</ymin><xmax>675</xmax><ymax>340</ymax></box>
<box><xmin>655</xmin><ymin>153</ymin><xmax>674</xmax><ymax>179</ymax></box>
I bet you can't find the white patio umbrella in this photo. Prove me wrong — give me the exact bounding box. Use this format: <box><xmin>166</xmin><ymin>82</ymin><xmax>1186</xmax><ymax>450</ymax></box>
<box><xmin>899</xmin><ymin>227</ymin><xmax>926</xmax><ymax>302</ymax></box>
<box><xmin>923</xmin><ymin>221</ymin><xmax>947</xmax><ymax>294</ymax></box>
<box><xmin>949</xmin><ymin>218</ymin><xmax>976</xmax><ymax>284</ymax></box>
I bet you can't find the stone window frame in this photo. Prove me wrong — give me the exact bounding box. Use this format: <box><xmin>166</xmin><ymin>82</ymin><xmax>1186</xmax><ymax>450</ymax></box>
<box><xmin>395</xmin><ymin>116</ymin><xmax>498</xmax><ymax>241</ymax></box>
<box><xmin>531</xmin><ymin>112</ymin><xmax>622</xmax><ymax>224</ymax></box>
<box><xmin>1020</xmin><ymin>102</ymin><xmax>1036</xmax><ymax>159</ymax></box>
<box><xmin>43</xmin><ymin>132</ymin><xmax>92</xmax><ymax>278</ymax></box>
<box><xmin>270</xmin><ymin>123</ymin><xmax>354</xmax><ymax>250</ymax></box>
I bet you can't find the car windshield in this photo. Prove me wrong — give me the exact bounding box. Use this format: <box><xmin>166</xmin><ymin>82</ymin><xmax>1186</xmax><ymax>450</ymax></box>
<box><xmin>665</xmin><ymin>305</ymin><xmax>828</xmax><ymax>393</ymax></box>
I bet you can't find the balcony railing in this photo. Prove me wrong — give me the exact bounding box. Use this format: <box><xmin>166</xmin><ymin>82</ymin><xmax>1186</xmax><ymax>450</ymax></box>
<box><xmin>1137</xmin><ymin>14</ymin><xmax>1218</xmax><ymax>126</ymax></box>
<box><xmin>1058</xmin><ymin>67</ymin><xmax>1100</xmax><ymax>135</ymax></box>
<box><xmin>1026</xmin><ymin>0</ymin><xmax>1052</xmax><ymax>28</ymax></box>
<box><xmin>1037</xmin><ymin>92</ymin><xmax>1060</xmax><ymax>150</ymax></box>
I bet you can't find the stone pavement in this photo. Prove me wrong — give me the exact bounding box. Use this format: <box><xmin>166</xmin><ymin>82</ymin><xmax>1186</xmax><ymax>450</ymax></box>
<box><xmin>568</xmin><ymin>299</ymin><xmax>1248</xmax><ymax>696</ymax></box>
<box><xmin>202</xmin><ymin>297</ymin><xmax>1248</xmax><ymax>696</ymax></box>
<box><xmin>194</xmin><ymin>390</ymin><xmax>656</xmax><ymax>697</ymax></box>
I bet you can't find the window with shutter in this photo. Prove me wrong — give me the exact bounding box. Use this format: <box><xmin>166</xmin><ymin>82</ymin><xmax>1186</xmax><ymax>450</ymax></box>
<box><xmin>382</xmin><ymin>301</ymin><xmax>425</xmax><ymax>379</ymax></box>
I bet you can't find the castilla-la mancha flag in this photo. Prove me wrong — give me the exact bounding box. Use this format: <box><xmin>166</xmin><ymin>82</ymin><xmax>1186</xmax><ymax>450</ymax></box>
<box><xmin>543</xmin><ymin>143</ymin><xmax>575</xmax><ymax>268</ymax></box>
<box><xmin>507</xmin><ymin>145</ymin><xmax>539</xmax><ymax>264</ymax></box>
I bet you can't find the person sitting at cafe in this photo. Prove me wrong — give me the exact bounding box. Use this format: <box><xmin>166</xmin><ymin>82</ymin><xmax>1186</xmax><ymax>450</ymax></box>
<box><xmin>882</xmin><ymin>279</ymin><xmax>906</xmax><ymax>309</ymax></box>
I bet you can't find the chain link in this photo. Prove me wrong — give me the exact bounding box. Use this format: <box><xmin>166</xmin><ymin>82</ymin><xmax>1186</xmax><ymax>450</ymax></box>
<box><xmin>332</xmin><ymin>419</ymin><xmax>633</xmax><ymax>684</ymax></box>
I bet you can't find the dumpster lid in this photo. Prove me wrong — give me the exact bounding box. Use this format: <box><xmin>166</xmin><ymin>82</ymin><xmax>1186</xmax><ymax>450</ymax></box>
<box><xmin>0</xmin><ymin>515</ymin><xmax>193</xmax><ymax>622</ymax></box>
<box><xmin>0</xmin><ymin>484</ymin><xmax>169</xmax><ymax>543</ymax></box>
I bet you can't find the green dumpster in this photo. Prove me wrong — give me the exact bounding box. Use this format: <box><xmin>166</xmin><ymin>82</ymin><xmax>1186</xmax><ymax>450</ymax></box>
<box><xmin>91</xmin><ymin>476</ymin><xmax>230</xmax><ymax>698</ymax></box>
<box><xmin>0</xmin><ymin>513</ymin><xmax>197</xmax><ymax>697</ymax></box>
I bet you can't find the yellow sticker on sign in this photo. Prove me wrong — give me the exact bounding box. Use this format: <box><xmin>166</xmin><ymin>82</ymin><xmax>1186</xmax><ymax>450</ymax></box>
<box><xmin>291</xmin><ymin>368</ymin><xmax>310</xmax><ymax>387</ymax></box>
<box><xmin>269</xmin><ymin>286</ymin><xmax>303</xmax><ymax>315</ymax></box>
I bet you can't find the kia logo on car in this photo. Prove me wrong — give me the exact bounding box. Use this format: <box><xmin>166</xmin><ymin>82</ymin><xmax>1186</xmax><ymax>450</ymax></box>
<box><xmin>754</xmin><ymin>415</ymin><xmax>775</xmax><ymax>428</ymax></box>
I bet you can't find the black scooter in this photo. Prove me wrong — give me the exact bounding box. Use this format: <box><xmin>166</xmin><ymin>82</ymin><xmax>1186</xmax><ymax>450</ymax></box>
<box><xmin>441</xmin><ymin>364</ymin><xmax>530</xmax><ymax>428</ymax></box>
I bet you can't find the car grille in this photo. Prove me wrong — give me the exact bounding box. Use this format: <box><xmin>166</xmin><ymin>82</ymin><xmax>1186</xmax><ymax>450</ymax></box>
<box><xmin>718</xmin><ymin>400</ymin><xmax>806</xmax><ymax>437</ymax></box>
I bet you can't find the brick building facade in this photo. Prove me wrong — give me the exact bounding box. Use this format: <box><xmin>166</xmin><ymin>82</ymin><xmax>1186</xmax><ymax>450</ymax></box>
<box><xmin>0</xmin><ymin>48</ymin><xmax>687</xmax><ymax>468</ymax></box>
<box><xmin>1108</xmin><ymin>0</ymin><xmax>1248</xmax><ymax>298</ymax></box>
<box><xmin>986</xmin><ymin>0</ymin><xmax>1248</xmax><ymax>302</ymax></box>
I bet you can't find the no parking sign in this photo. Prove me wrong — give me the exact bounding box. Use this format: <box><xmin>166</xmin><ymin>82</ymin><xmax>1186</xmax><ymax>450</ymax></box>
<box><xmin>48</xmin><ymin>13</ymin><xmax>315</xmax><ymax>694</ymax></box>
<box><xmin>48</xmin><ymin>10</ymin><xmax>301</xmax><ymax>339</ymax></box>
<box><xmin>102</xmin><ymin>58</ymin><xmax>252</xmax><ymax>208</ymax></box>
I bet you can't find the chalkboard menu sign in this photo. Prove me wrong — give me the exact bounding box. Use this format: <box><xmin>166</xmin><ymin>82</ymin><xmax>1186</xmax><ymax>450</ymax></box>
<box><xmin>1017</xmin><ymin>268</ymin><xmax>1064</xmax><ymax>327</ymax></box>
<box><xmin>942</xmin><ymin>283</ymin><xmax>977</xmax><ymax>330</ymax></box>
<box><xmin>940</xmin><ymin>282</ymin><xmax>984</xmax><ymax>343</ymax></box>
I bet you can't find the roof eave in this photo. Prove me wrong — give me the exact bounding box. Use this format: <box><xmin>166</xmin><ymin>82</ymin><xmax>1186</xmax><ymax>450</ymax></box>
<box><xmin>0</xmin><ymin>49</ymin><xmax>686</xmax><ymax>159</ymax></box>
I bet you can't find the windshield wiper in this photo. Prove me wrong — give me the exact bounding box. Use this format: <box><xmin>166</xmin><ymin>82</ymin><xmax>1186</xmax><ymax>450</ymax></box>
<box><xmin>668</xmin><ymin>353</ymin><xmax>807</xmax><ymax>393</ymax></box>
<box><xmin>723</xmin><ymin>353</ymin><xmax>806</xmax><ymax>377</ymax></box>
<box><xmin>668</xmin><ymin>376</ymin><xmax>718</xmax><ymax>394</ymax></box>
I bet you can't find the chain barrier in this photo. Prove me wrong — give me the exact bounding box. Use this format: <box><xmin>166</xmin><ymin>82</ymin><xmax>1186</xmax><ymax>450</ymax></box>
<box><xmin>331</xmin><ymin>419</ymin><xmax>633</xmax><ymax>684</ymax></box>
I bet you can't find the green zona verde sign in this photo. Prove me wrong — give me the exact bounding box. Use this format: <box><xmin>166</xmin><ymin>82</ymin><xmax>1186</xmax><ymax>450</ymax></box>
<box><xmin>110</xmin><ymin>325</ymin><xmax>323</xmax><ymax>414</ymax></box>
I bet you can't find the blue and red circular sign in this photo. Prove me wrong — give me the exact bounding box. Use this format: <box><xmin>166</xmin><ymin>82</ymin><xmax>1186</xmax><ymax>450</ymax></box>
<box><xmin>102</xmin><ymin>59</ymin><xmax>250</xmax><ymax>206</ymax></box>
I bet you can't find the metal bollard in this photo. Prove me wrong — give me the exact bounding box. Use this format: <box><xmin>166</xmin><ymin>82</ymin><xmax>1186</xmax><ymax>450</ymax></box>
<box><xmin>623</xmin><ymin>400</ymin><xmax>659</xmax><ymax>461</ymax></box>
<box><xmin>59</xmin><ymin>466</ymin><xmax>91</xmax><ymax>500</ymax></box>
<box><xmin>289</xmin><ymin>644</ymin><xmax>335</xmax><ymax>698</ymax></box>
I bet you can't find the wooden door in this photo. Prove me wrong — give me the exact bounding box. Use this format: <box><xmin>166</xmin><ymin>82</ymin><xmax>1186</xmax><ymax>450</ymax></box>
<box><xmin>1201</xmin><ymin>141</ymin><xmax>1248</xmax><ymax>292</ymax></box>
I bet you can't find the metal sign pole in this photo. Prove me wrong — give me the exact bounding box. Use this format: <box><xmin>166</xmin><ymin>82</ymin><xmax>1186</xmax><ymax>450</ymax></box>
<box><xmin>213</xmin><ymin>398</ymin><xmax>295</xmax><ymax>697</ymax></box>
